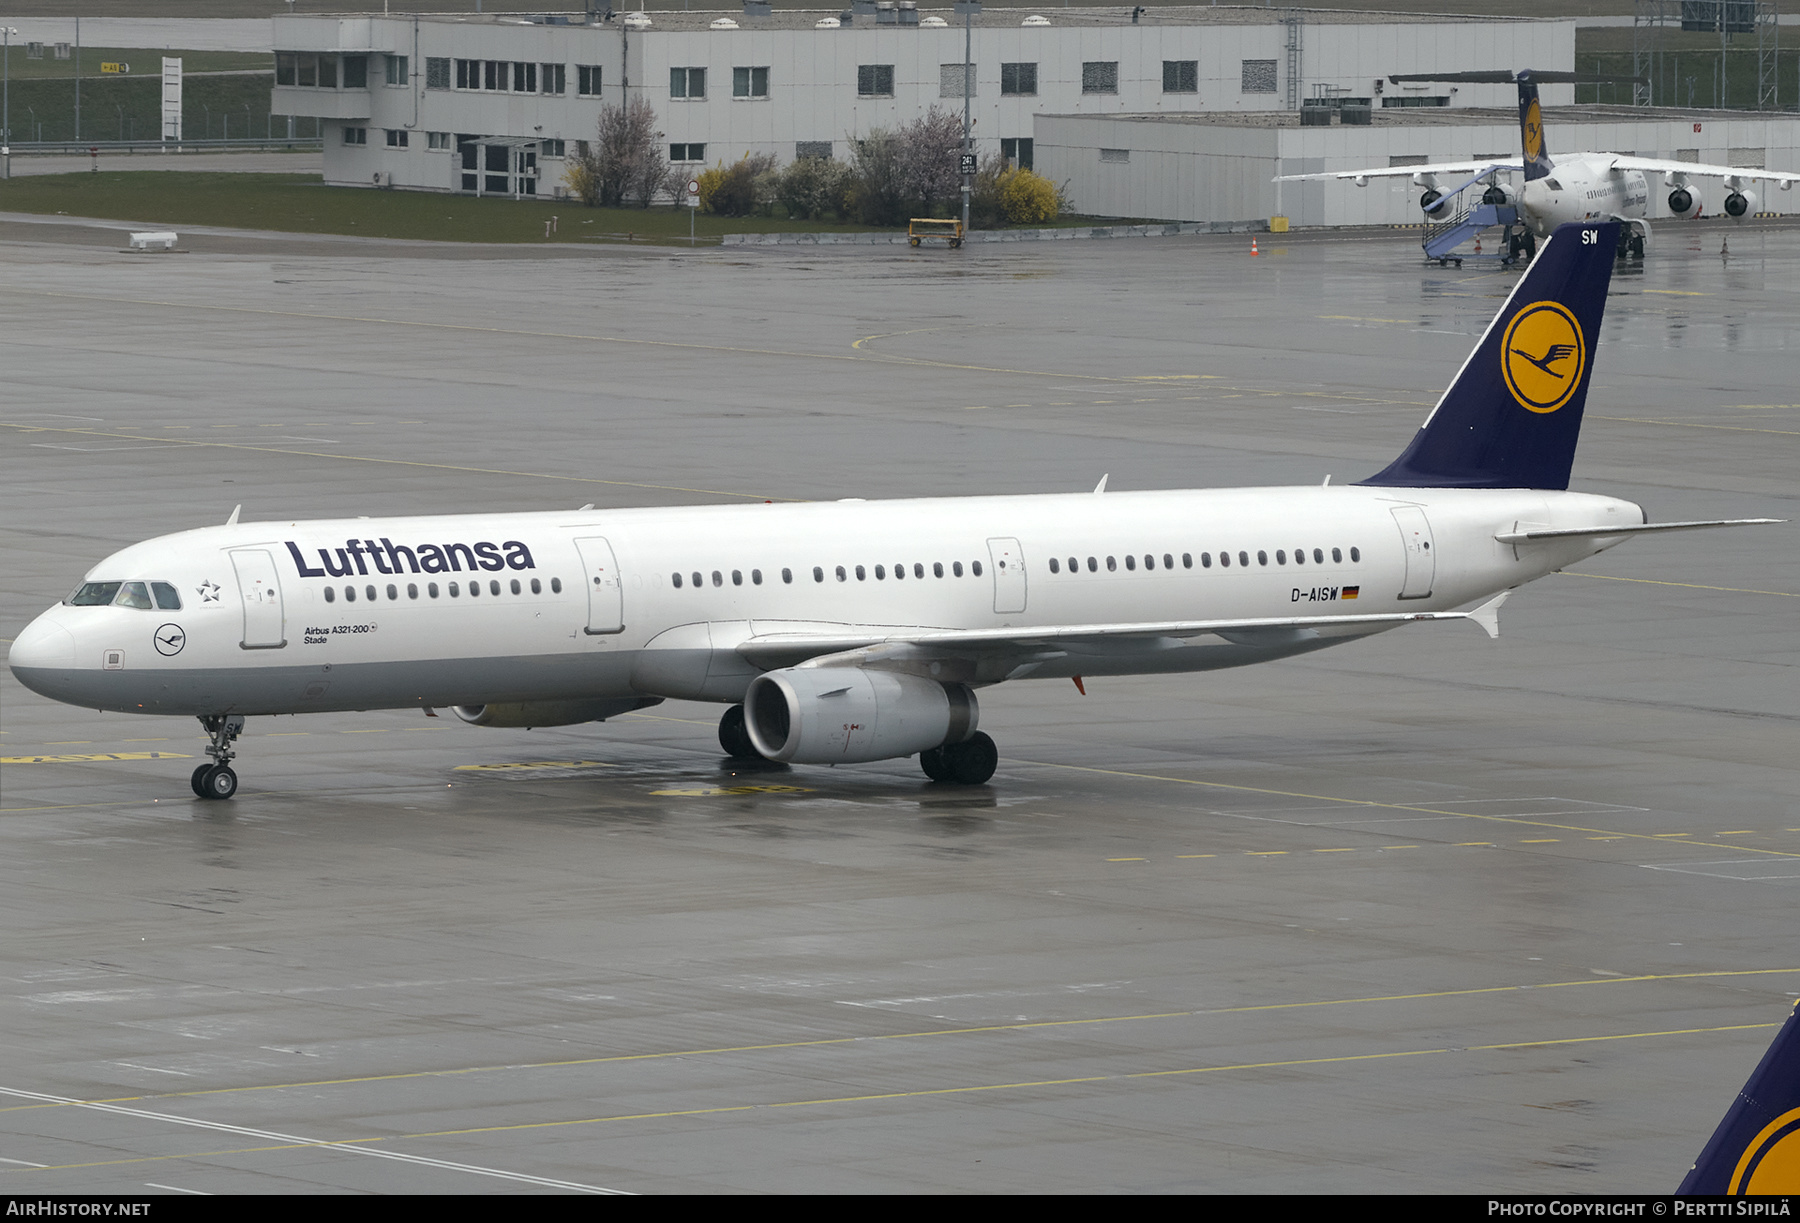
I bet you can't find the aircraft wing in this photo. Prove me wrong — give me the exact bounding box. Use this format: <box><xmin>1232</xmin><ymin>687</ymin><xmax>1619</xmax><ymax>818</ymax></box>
<box><xmin>1601</xmin><ymin>154</ymin><xmax>1800</xmax><ymax>190</ymax></box>
<box><xmin>1275</xmin><ymin>161</ymin><xmax>1520</xmax><ymax>184</ymax></box>
<box><xmin>736</xmin><ymin>595</ymin><xmax>1508</xmax><ymax>674</ymax></box>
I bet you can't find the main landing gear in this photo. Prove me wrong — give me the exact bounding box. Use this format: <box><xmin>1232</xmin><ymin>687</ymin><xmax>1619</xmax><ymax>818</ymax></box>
<box><xmin>919</xmin><ymin>732</ymin><xmax>998</xmax><ymax>786</ymax></box>
<box><xmin>191</xmin><ymin>714</ymin><xmax>244</xmax><ymax>800</ymax></box>
<box><xmin>718</xmin><ymin>704</ymin><xmax>760</xmax><ymax>760</ymax></box>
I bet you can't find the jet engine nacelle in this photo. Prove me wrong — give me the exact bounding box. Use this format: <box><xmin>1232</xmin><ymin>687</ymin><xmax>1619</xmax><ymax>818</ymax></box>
<box><xmin>1668</xmin><ymin>186</ymin><xmax>1703</xmax><ymax>219</ymax></box>
<box><xmin>451</xmin><ymin>697</ymin><xmax>659</xmax><ymax>727</ymax></box>
<box><xmin>1420</xmin><ymin>188</ymin><xmax>1445</xmax><ymax>215</ymax></box>
<box><xmin>743</xmin><ymin>667</ymin><xmax>978</xmax><ymax>765</ymax></box>
<box><xmin>1724</xmin><ymin>189</ymin><xmax>1757</xmax><ymax>219</ymax></box>
<box><xmin>1480</xmin><ymin>182</ymin><xmax>1516</xmax><ymax>207</ymax></box>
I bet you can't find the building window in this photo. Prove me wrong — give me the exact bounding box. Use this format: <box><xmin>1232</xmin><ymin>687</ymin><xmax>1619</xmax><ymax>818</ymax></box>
<box><xmin>1001</xmin><ymin>62</ymin><xmax>1037</xmax><ymax>96</ymax></box>
<box><xmin>577</xmin><ymin>64</ymin><xmax>603</xmax><ymax>96</ymax></box>
<box><xmin>426</xmin><ymin>57</ymin><xmax>450</xmax><ymax>90</ymax></box>
<box><xmin>483</xmin><ymin>60</ymin><xmax>503</xmax><ymax>91</ymax></box>
<box><xmin>1242</xmin><ymin>59</ymin><xmax>1278</xmax><ymax>93</ymax></box>
<box><xmin>795</xmin><ymin>140</ymin><xmax>832</xmax><ymax>159</ymax></box>
<box><xmin>1163</xmin><ymin>60</ymin><xmax>1197</xmax><ymax>93</ymax></box>
<box><xmin>939</xmin><ymin>63</ymin><xmax>974</xmax><ymax>99</ymax></box>
<box><xmin>1381</xmin><ymin>95</ymin><xmax>1449</xmax><ymax>108</ymax></box>
<box><xmin>670</xmin><ymin>66</ymin><xmax>705</xmax><ymax>99</ymax></box>
<box><xmin>385</xmin><ymin>54</ymin><xmax>408</xmax><ymax>87</ymax></box>
<box><xmin>512</xmin><ymin>61</ymin><xmax>537</xmax><ymax>93</ymax></box>
<box><xmin>540</xmin><ymin>138</ymin><xmax>565</xmax><ymax>158</ymax></box>
<box><xmin>541</xmin><ymin>62</ymin><xmax>565</xmax><ymax>95</ymax></box>
<box><xmin>733</xmin><ymin>66</ymin><xmax>769</xmax><ymax>98</ymax></box>
<box><xmin>275</xmin><ymin>53</ymin><xmax>295</xmax><ymax>86</ymax></box>
<box><xmin>858</xmin><ymin>64</ymin><xmax>895</xmax><ymax>97</ymax></box>
<box><xmin>342</xmin><ymin>55</ymin><xmax>367</xmax><ymax>90</ymax></box>
<box><xmin>1099</xmin><ymin>147</ymin><xmax>1129</xmax><ymax>163</ymax></box>
<box><xmin>1082</xmin><ymin>61</ymin><xmax>1118</xmax><ymax>95</ymax></box>
<box><xmin>343</xmin><ymin>126</ymin><xmax>367</xmax><ymax>146</ymax></box>
<box><xmin>456</xmin><ymin>59</ymin><xmax>476</xmax><ymax>89</ymax></box>
<box><xmin>426</xmin><ymin>131</ymin><xmax>451</xmax><ymax>150</ymax></box>
<box><xmin>385</xmin><ymin>128</ymin><xmax>407</xmax><ymax>148</ymax></box>
<box><xmin>1001</xmin><ymin>137</ymin><xmax>1033</xmax><ymax>170</ymax></box>
<box><xmin>670</xmin><ymin>143</ymin><xmax>706</xmax><ymax>163</ymax></box>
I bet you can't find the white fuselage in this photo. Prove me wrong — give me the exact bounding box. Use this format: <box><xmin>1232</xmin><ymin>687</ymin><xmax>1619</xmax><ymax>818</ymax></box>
<box><xmin>9</xmin><ymin>484</ymin><xmax>1642</xmax><ymax>719</ymax></box>
<box><xmin>1518</xmin><ymin>156</ymin><xmax>1651</xmax><ymax>237</ymax></box>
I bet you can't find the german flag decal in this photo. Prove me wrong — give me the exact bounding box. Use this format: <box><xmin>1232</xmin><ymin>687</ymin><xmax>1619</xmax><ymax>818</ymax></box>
<box><xmin>1342</xmin><ymin>586</ymin><xmax>1360</xmax><ymax>600</ymax></box>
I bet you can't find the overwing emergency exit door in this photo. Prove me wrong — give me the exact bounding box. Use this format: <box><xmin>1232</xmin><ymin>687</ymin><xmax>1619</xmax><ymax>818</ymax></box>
<box><xmin>987</xmin><ymin>537</ymin><xmax>1027</xmax><ymax>614</ymax></box>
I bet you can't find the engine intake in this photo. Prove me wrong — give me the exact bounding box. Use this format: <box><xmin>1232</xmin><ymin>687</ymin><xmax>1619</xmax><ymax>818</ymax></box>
<box><xmin>1668</xmin><ymin>186</ymin><xmax>1701</xmax><ymax>219</ymax></box>
<box><xmin>1724</xmin><ymin>189</ymin><xmax>1756</xmax><ymax>218</ymax></box>
<box><xmin>744</xmin><ymin>668</ymin><xmax>977</xmax><ymax>765</ymax></box>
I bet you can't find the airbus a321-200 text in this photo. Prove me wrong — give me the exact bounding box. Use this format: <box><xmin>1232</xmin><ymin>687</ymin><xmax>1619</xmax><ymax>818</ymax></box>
<box><xmin>1278</xmin><ymin>70</ymin><xmax>1799</xmax><ymax>261</ymax></box>
<box><xmin>7</xmin><ymin>222</ymin><xmax>1779</xmax><ymax>800</ymax></box>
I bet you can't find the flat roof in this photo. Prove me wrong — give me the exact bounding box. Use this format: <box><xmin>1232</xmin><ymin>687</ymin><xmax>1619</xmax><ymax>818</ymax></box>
<box><xmin>1056</xmin><ymin>104</ymin><xmax>1784</xmax><ymax>129</ymax></box>
<box><xmin>297</xmin><ymin>6</ymin><xmax>1553</xmax><ymax>33</ymax></box>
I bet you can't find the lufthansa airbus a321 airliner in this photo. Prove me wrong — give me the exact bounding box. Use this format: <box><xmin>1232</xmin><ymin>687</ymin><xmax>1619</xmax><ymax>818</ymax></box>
<box><xmin>8</xmin><ymin>222</ymin><xmax>1777</xmax><ymax>800</ymax></box>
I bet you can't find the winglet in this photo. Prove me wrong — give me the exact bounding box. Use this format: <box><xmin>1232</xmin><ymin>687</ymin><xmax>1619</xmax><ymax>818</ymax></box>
<box><xmin>1679</xmin><ymin>1001</ymin><xmax>1800</xmax><ymax>1194</ymax></box>
<box><xmin>225</xmin><ymin>504</ymin><xmax>241</xmax><ymax>527</ymax></box>
<box><xmin>1466</xmin><ymin>590</ymin><xmax>1508</xmax><ymax>639</ymax></box>
<box><xmin>1093</xmin><ymin>474</ymin><xmax>1109</xmax><ymax>494</ymax></box>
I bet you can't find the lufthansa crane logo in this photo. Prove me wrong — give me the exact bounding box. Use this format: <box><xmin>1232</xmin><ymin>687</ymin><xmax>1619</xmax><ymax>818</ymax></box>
<box><xmin>1728</xmin><ymin>1105</ymin><xmax>1800</xmax><ymax>1193</ymax></box>
<box><xmin>1501</xmin><ymin>301</ymin><xmax>1586</xmax><ymax>414</ymax></box>
<box><xmin>1522</xmin><ymin>98</ymin><xmax>1545</xmax><ymax>162</ymax></box>
<box><xmin>153</xmin><ymin>623</ymin><xmax>186</xmax><ymax>656</ymax></box>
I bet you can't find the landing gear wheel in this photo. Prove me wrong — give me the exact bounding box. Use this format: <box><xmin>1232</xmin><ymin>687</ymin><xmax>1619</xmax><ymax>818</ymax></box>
<box><xmin>718</xmin><ymin>704</ymin><xmax>761</xmax><ymax>760</ymax></box>
<box><xmin>1631</xmin><ymin>234</ymin><xmax>1645</xmax><ymax>259</ymax></box>
<box><xmin>919</xmin><ymin>745</ymin><xmax>953</xmax><ymax>782</ymax></box>
<box><xmin>191</xmin><ymin>764</ymin><xmax>213</xmax><ymax>798</ymax></box>
<box><xmin>200</xmin><ymin>765</ymin><xmax>237</xmax><ymax>801</ymax></box>
<box><xmin>925</xmin><ymin>732</ymin><xmax>998</xmax><ymax>785</ymax></box>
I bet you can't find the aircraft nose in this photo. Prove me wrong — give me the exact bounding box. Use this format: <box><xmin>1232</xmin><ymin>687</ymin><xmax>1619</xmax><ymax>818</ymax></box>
<box><xmin>9</xmin><ymin>611</ymin><xmax>77</xmax><ymax>676</ymax></box>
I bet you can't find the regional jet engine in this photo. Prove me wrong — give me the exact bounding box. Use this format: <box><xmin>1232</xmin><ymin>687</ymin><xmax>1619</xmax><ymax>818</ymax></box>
<box><xmin>1668</xmin><ymin>186</ymin><xmax>1703</xmax><ymax>219</ymax></box>
<box><xmin>743</xmin><ymin>667</ymin><xmax>978</xmax><ymax>765</ymax></box>
<box><xmin>1724</xmin><ymin>189</ymin><xmax>1757</xmax><ymax>218</ymax></box>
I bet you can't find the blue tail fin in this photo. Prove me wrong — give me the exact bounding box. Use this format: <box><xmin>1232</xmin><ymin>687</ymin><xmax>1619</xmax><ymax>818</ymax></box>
<box><xmin>1680</xmin><ymin>1002</ymin><xmax>1800</xmax><ymax>1194</ymax></box>
<box><xmin>1518</xmin><ymin>74</ymin><xmax>1553</xmax><ymax>182</ymax></box>
<box><xmin>1360</xmin><ymin>221</ymin><xmax>1619</xmax><ymax>491</ymax></box>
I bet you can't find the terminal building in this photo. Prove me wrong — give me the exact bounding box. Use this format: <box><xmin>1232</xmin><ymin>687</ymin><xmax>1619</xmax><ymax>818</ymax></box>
<box><xmin>271</xmin><ymin>6</ymin><xmax>1572</xmax><ymax>202</ymax></box>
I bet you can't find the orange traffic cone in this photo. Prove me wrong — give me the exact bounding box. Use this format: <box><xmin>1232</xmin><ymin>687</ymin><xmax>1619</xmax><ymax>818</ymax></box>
<box><xmin>1474</xmin><ymin>236</ymin><xmax>1483</xmax><ymax>254</ymax></box>
<box><xmin>1250</xmin><ymin>238</ymin><xmax>1259</xmax><ymax>256</ymax></box>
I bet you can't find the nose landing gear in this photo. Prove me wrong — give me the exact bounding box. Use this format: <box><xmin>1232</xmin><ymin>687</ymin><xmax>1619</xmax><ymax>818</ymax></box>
<box><xmin>191</xmin><ymin>714</ymin><xmax>244</xmax><ymax>800</ymax></box>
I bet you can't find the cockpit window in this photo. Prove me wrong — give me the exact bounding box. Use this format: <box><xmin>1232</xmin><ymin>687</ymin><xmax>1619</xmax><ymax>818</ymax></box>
<box><xmin>151</xmin><ymin>582</ymin><xmax>182</xmax><ymax>610</ymax></box>
<box><xmin>67</xmin><ymin>582</ymin><xmax>122</xmax><ymax>606</ymax></box>
<box><xmin>115</xmin><ymin>582</ymin><xmax>154</xmax><ymax>610</ymax></box>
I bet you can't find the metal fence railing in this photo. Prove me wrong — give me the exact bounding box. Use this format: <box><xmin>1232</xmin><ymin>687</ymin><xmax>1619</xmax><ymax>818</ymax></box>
<box><xmin>2</xmin><ymin>138</ymin><xmax>324</xmax><ymax>155</ymax></box>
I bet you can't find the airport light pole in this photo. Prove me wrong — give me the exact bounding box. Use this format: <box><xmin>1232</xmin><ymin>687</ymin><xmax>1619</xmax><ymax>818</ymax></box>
<box><xmin>955</xmin><ymin>0</ymin><xmax>980</xmax><ymax>232</ymax></box>
<box><xmin>2</xmin><ymin>26</ymin><xmax>13</xmax><ymax>178</ymax></box>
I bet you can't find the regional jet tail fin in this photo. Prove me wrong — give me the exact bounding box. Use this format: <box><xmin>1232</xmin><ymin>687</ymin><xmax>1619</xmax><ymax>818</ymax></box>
<box><xmin>1679</xmin><ymin>1002</ymin><xmax>1800</xmax><ymax>1195</ymax></box>
<box><xmin>1359</xmin><ymin>220</ymin><xmax>1619</xmax><ymax>491</ymax></box>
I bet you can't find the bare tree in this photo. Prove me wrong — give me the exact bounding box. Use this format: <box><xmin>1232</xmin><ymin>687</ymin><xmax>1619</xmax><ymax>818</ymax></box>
<box><xmin>896</xmin><ymin>107</ymin><xmax>963</xmax><ymax>214</ymax></box>
<box><xmin>567</xmin><ymin>96</ymin><xmax>667</xmax><ymax>208</ymax></box>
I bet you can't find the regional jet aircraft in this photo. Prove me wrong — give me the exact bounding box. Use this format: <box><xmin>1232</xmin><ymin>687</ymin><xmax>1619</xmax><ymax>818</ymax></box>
<box><xmin>7</xmin><ymin>222</ymin><xmax>1776</xmax><ymax>799</ymax></box>
<box><xmin>1278</xmin><ymin>70</ymin><xmax>1799</xmax><ymax>260</ymax></box>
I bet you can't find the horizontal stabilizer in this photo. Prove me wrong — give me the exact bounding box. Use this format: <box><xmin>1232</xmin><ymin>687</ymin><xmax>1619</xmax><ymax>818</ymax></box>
<box><xmin>1495</xmin><ymin>518</ymin><xmax>1783</xmax><ymax>544</ymax></box>
<box><xmin>1466</xmin><ymin>591</ymin><xmax>1507</xmax><ymax>640</ymax></box>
